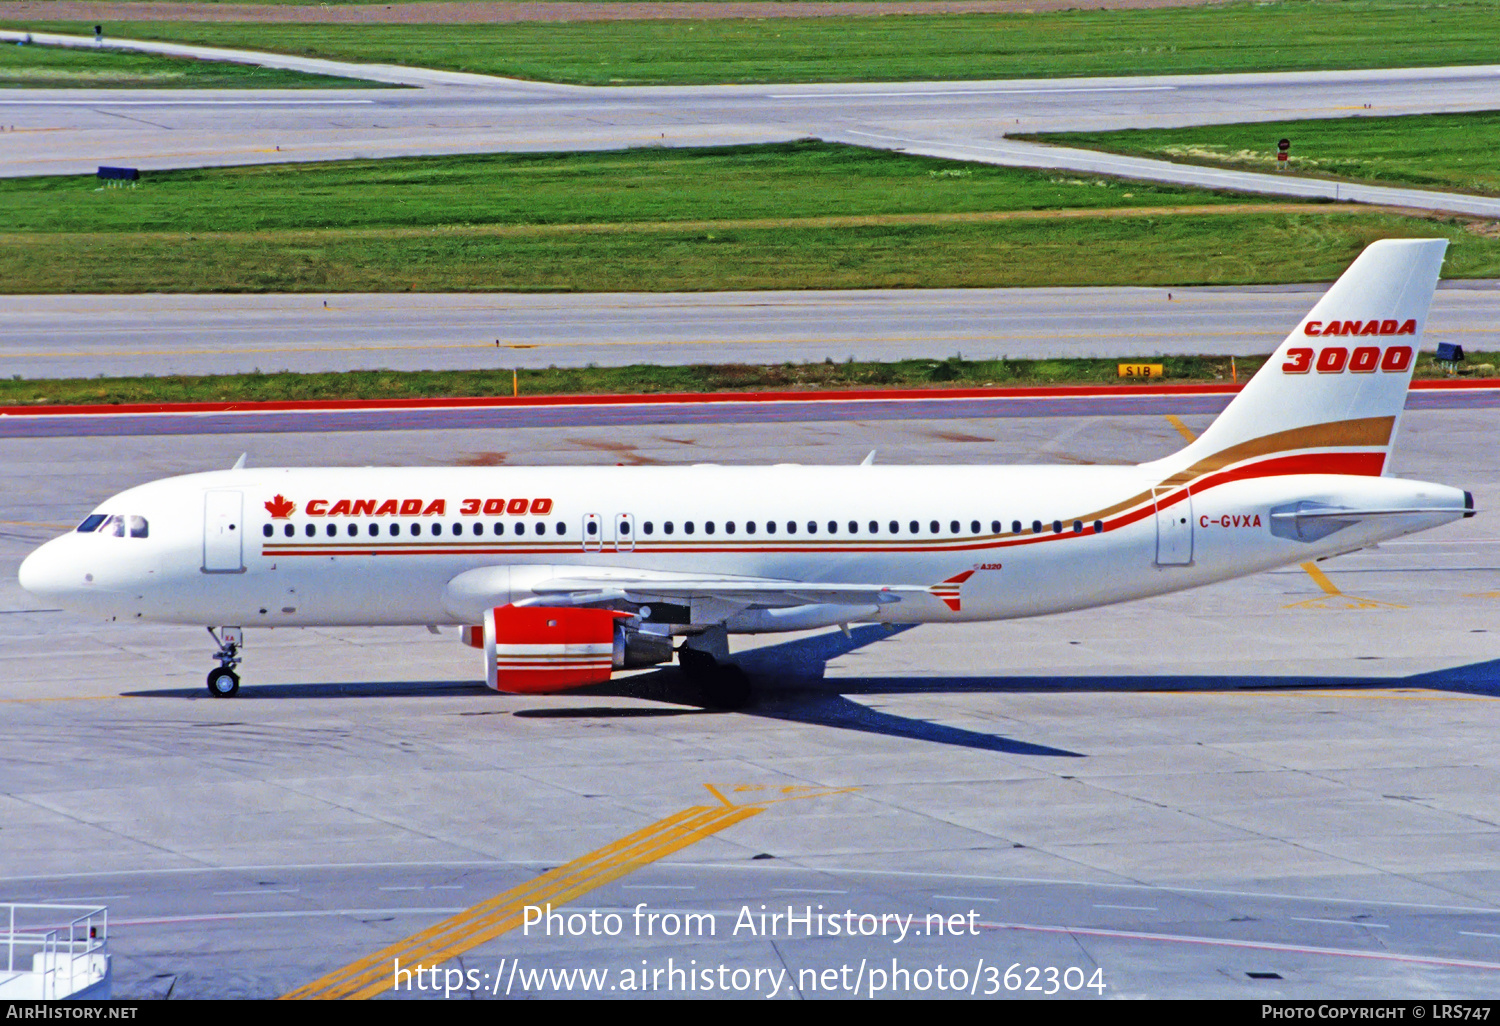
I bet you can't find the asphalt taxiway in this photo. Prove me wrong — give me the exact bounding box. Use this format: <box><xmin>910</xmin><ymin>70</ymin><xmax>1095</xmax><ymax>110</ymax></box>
<box><xmin>2</xmin><ymin>403</ymin><xmax>1496</xmax><ymax>998</ymax></box>
<box><xmin>3</xmin><ymin>284</ymin><xmax>1498</xmax><ymax>378</ymax></box>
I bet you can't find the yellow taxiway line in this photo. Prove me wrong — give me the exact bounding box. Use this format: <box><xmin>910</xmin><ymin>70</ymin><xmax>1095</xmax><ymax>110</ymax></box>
<box><xmin>1300</xmin><ymin>561</ymin><xmax>1343</xmax><ymax>596</ymax></box>
<box><xmin>279</xmin><ymin>785</ymin><xmax>861</xmax><ymax>1000</ymax></box>
<box><xmin>1164</xmin><ymin>414</ymin><xmax>1198</xmax><ymax>443</ymax></box>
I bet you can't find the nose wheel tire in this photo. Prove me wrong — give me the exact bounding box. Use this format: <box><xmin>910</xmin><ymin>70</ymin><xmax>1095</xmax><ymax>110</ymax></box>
<box><xmin>207</xmin><ymin>667</ymin><xmax>240</xmax><ymax>698</ymax></box>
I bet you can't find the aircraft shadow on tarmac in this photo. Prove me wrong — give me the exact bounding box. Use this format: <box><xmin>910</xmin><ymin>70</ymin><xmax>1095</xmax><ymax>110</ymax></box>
<box><xmin>123</xmin><ymin>626</ymin><xmax>1499</xmax><ymax>758</ymax></box>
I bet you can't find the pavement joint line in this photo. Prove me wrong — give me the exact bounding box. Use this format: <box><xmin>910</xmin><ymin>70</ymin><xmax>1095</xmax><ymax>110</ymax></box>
<box><xmin>1206</xmin><ymin>690</ymin><xmax>1498</xmax><ymax>703</ymax></box>
<box><xmin>981</xmin><ymin>920</ymin><xmax>1500</xmax><ymax>972</ymax></box>
<box><xmin>280</xmin><ymin>802</ymin><xmax>764</xmax><ymax>1000</ymax></box>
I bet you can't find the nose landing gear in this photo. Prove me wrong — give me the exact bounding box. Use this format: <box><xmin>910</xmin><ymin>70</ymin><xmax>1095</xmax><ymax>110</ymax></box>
<box><xmin>206</xmin><ymin>626</ymin><xmax>243</xmax><ymax>698</ymax></box>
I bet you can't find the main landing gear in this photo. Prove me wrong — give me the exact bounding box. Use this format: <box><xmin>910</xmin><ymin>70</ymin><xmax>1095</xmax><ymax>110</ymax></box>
<box><xmin>206</xmin><ymin>626</ymin><xmax>243</xmax><ymax>698</ymax></box>
<box><xmin>678</xmin><ymin>627</ymin><xmax>751</xmax><ymax>711</ymax></box>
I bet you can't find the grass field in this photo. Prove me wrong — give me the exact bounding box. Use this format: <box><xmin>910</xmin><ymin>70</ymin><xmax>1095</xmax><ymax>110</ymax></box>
<box><xmin>6</xmin><ymin>1</ymin><xmax>1500</xmax><ymax>85</ymax></box>
<box><xmin>5</xmin><ymin>142</ymin><xmax>1494</xmax><ymax>291</ymax></box>
<box><xmin>5</xmin><ymin>353</ymin><xmax>1495</xmax><ymax>408</ymax></box>
<box><xmin>0</xmin><ymin>40</ymin><xmax>382</xmax><ymax>87</ymax></box>
<box><xmin>6</xmin><ymin>143</ymin><xmax>1499</xmax><ymax>292</ymax></box>
<box><xmin>8</xmin><ymin>210</ymin><xmax>1498</xmax><ymax>293</ymax></box>
<box><xmin>1023</xmin><ymin>112</ymin><xmax>1500</xmax><ymax>198</ymax></box>
<box><xmin>0</xmin><ymin>144</ymin><xmax>1277</xmax><ymax>234</ymax></box>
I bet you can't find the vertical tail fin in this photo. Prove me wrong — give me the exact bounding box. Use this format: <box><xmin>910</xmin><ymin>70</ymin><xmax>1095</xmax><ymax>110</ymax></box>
<box><xmin>1149</xmin><ymin>238</ymin><xmax>1447</xmax><ymax>482</ymax></box>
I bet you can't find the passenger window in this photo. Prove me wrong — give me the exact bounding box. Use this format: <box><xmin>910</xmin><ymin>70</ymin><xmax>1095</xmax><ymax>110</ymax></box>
<box><xmin>746</xmin><ymin>521</ymin><xmax>757</xmax><ymax>535</ymax></box>
<box><xmin>347</xmin><ymin>524</ymin><xmax>357</xmax><ymax>537</ymax></box>
<box><xmin>950</xmin><ymin>520</ymin><xmax>960</xmax><ymax>534</ymax></box>
<box><xmin>765</xmin><ymin>521</ymin><xmax>775</xmax><ymax>535</ymax></box>
<box><xmin>889</xmin><ymin>521</ymin><xmax>899</xmax><ymax>534</ymax></box>
<box><xmin>536</xmin><ymin>522</ymin><xmax>547</xmax><ymax>535</ymax></box>
<box><xmin>1012</xmin><ymin>521</ymin><xmax>1022</xmax><ymax>534</ymax></box>
<box><xmin>284</xmin><ymin>524</ymin><xmax>294</xmax><ymax>538</ymax></box>
<box><xmin>787</xmin><ymin>522</ymin><xmax>797</xmax><ymax>535</ymax></box>
<box><xmin>990</xmin><ymin>520</ymin><xmax>1000</xmax><ymax>533</ymax></box>
<box><xmin>556</xmin><ymin>523</ymin><xmax>566</xmax><ymax>535</ymax></box>
<box><xmin>327</xmin><ymin>525</ymin><xmax>337</xmax><ymax>537</ymax></box>
<box><xmin>620</xmin><ymin>521</ymin><xmax>631</xmax><ymax>535</ymax></box>
<box><xmin>972</xmin><ymin>520</ymin><xmax>982</xmax><ymax>534</ymax></box>
<box><xmin>685</xmin><ymin>522</ymin><xmax>696</xmax><ymax>535</ymax></box>
<box><xmin>1073</xmin><ymin>520</ymin><xmax>1083</xmax><ymax>533</ymax></box>
<box><xmin>514</xmin><ymin>522</ymin><xmax>526</xmax><ymax>536</ymax></box>
<box><xmin>909</xmin><ymin>520</ymin><xmax>919</xmax><ymax>534</ymax></box>
<box><xmin>1052</xmin><ymin>520</ymin><xmax>1062</xmax><ymax>534</ymax></box>
<box><xmin>726</xmin><ymin>521</ymin><xmax>736</xmax><ymax>534</ymax></box>
<box><xmin>1093</xmin><ymin>520</ymin><xmax>1103</xmax><ymax>534</ymax></box>
<box><xmin>473</xmin><ymin>523</ymin><xmax>483</xmax><ymax>536</ymax></box>
<box><xmin>705</xmin><ymin>522</ymin><xmax>715</xmax><ymax>535</ymax></box>
<box><xmin>1032</xmin><ymin>520</ymin><xmax>1042</xmax><ymax>534</ymax></box>
<box><xmin>368</xmin><ymin>523</ymin><xmax>378</xmax><ymax>537</ymax></box>
<box><xmin>77</xmin><ymin>514</ymin><xmax>106</xmax><ymax>533</ymax></box>
<box><xmin>665</xmin><ymin>522</ymin><xmax>675</xmax><ymax>535</ymax></box>
<box><xmin>586</xmin><ymin>521</ymin><xmax>598</xmax><ymax>536</ymax></box>
<box><xmin>262</xmin><ymin>524</ymin><xmax>273</xmax><ymax>538</ymax></box>
<box><xmin>434</xmin><ymin>523</ymin><xmax>444</xmax><ymax>536</ymax></box>
<box><xmin>869</xmin><ymin>520</ymin><xmax>879</xmax><ymax>534</ymax></box>
<box><xmin>829</xmin><ymin>521</ymin><xmax>839</xmax><ymax>534</ymax></box>
<box><xmin>930</xmin><ymin>520</ymin><xmax>940</xmax><ymax>534</ymax></box>
<box><xmin>643</xmin><ymin>522</ymin><xmax>654</xmax><ymax>535</ymax></box>
<box><xmin>849</xmin><ymin>521</ymin><xmax>858</xmax><ymax>534</ymax></box>
<box><xmin>807</xmin><ymin>521</ymin><xmax>817</xmax><ymax>534</ymax></box>
<box><xmin>305</xmin><ymin>524</ymin><xmax>315</xmax><ymax>538</ymax></box>
<box><xmin>494</xmin><ymin>522</ymin><xmax>505</xmax><ymax>535</ymax></box>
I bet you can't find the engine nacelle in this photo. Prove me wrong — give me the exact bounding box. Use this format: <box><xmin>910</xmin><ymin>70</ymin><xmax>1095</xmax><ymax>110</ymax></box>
<box><xmin>465</xmin><ymin>607</ymin><xmax>677</xmax><ymax>692</ymax></box>
<box><xmin>482</xmin><ymin>604</ymin><xmax>628</xmax><ymax>693</ymax></box>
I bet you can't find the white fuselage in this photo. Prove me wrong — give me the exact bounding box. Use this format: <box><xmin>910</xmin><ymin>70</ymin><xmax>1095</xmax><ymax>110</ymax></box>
<box><xmin>18</xmin><ymin>463</ymin><xmax>1470</xmax><ymax>632</ymax></box>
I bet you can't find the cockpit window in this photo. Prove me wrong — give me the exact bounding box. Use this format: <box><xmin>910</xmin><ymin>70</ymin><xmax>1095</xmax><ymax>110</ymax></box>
<box><xmin>87</xmin><ymin>514</ymin><xmax>148</xmax><ymax>538</ymax></box>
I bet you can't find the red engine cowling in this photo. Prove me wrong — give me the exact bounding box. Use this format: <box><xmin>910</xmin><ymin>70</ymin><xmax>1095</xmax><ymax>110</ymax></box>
<box><xmin>480</xmin><ymin>605</ymin><xmax>630</xmax><ymax>693</ymax></box>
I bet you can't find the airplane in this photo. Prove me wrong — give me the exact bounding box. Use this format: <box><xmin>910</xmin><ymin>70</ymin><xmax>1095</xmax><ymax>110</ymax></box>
<box><xmin>17</xmin><ymin>238</ymin><xmax>1475</xmax><ymax>708</ymax></box>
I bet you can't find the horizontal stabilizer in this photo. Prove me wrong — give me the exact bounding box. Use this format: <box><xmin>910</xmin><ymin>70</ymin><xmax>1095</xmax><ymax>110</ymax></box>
<box><xmin>1270</xmin><ymin>506</ymin><xmax>1472</xmax><ymax>522</ymax></box>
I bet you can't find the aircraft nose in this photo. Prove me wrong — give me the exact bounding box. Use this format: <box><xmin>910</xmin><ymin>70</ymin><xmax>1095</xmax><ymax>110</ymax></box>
<box><xmin>18</xmin><ymin>538</ymin><xmax>76</xmax><ymax>601</ymax></box>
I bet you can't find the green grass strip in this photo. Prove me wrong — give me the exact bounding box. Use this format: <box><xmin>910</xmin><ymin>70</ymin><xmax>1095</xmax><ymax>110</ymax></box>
<box><xmin>0</xmin><ymin>144</ymin><xmax>1276</xmax><ymax>235</ymax></box>
<box><xmin>6</xmin><ymin>144</ymin><xmax>1500</xmax><ymax>292</ymax></box>
<box><xmin>6</xmin><ymin>1</ymin><xmax>1500</xmax><ymax>85</ymax></box>
<box><xmin>1022</xmin><ymin>111</ymin><xmax>1500</xmax><ymax>198</ymax></box>
<box><xmin>0</xmin><ymin>39</ymin><xmax>384</xmax><ymax>88</ymax></box>
<box><xmin>5</xmin><ymin>210</ymin><xmax>1498</xmax><ymax>292</ymax></box>
<box><xmin>7</xmin><ymin>354</ymin><xmax>1495</xmax><ymax>408</ymax></box>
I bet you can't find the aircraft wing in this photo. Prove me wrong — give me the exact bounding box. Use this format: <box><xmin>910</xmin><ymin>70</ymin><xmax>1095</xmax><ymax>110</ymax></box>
<box><xmin>526</xmin><ymin>572</ymin><xmax>923</xmax><ymax>608</ymax></box>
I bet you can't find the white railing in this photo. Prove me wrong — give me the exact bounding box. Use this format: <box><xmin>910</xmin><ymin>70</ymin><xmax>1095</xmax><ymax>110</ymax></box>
<box><xmin>0</xmin><ymin>903</ymin><xmax>111</xmax><ymax>1000</ymax></box>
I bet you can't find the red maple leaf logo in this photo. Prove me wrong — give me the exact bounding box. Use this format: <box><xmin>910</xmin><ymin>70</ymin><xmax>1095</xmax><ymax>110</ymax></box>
<box><xmin>264</xmin><ymin>494</ymin><xmax>295</xmax><ymax>519</ymax></box>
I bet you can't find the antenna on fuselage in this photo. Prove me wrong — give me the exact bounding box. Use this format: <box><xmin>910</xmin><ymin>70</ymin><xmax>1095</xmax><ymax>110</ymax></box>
<box><xmin>860</xmin><ymin>450</ymin><xmax>876</xmax><ymax>466</ymax></box>
<box><xmin>231</xmin><ymin>453</ymin><xmax>247</xmax><ymax>470</ymax></box>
